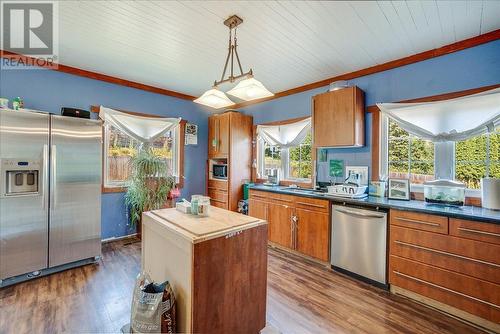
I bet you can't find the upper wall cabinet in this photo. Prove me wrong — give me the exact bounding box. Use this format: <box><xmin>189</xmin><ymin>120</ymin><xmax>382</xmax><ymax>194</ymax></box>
<box><xmin>208</xmin><ymin>112</ymin><xmax>230</xmax><ymax>158</ymax></box>
<box><xmin>312</xmin><ymin>86</ymin><xmax>365</xmax><ymax>147</ymax></box>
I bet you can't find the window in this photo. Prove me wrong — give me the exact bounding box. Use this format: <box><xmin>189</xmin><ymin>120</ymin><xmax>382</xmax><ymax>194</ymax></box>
<box><xmin>104</xmin><ymin>124</ymin><xmax>180</xmax><ymax>188</ymax></box>
<box><xmin>258</xmin><ymin>130</ymin><xmax>312</xmax><ymax>182</ymax></box>
<box><xmin>381</xmin><ymin>116</ymin><xmax>499</xmax><ymax>191</ymax></box>
<box><xmin>387</xmin><ymin>119</ymin><xmax>434</xmax><ymax>184</ymax></box>
<box><xmin>288</xmin><ymin>132</ymin><xmax>312</xmax><ymax>180</ymax></box>
<box><xmin>455</xmin><ymin>128</ymin><xmax>500</xmax><ymax>189</ymax></box>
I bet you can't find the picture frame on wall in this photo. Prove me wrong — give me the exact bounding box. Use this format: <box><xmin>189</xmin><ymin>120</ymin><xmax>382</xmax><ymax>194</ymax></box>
<box><xmin>388</xmin><ymin>178</ymin><xmax>410</xmax><ymax>200</ymax></box>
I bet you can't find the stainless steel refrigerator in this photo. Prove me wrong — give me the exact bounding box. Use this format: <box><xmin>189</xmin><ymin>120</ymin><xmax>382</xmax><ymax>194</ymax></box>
<box><xmin>0</xmin><ymin>109</ymin><xmax>102</xmax><ymax>286</ymax></box>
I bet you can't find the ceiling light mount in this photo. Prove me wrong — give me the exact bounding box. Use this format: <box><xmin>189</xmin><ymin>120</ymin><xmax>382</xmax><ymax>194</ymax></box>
<box><xmin>194</xmin><ymin>14</ymin><xmax>273</xmax><ymax>109</ymax></box>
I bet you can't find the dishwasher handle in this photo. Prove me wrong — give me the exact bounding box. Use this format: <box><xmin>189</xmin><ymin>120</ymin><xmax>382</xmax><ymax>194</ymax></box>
<box><xmin>335</xmin><ymin>208</ymin><xmax>386</xmax><ymax>219</ymax></box>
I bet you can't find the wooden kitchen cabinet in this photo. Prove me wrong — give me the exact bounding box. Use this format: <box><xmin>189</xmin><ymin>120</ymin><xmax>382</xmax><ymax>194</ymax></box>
<box><xmin>248</xmin><ymin>189</ymin><xmax>330</xmax><ymax>262</ymax></box>
<box><xmin>248</xmin><ymin>198</ymin><xmax>267</xmax><ymax>221</ymax></box>
<box><xmin>207</xmin><ymin>111</ymin><xmax>253</xmax><ymax>211</ymax></box>
<box><xmin>295</xmin><ymin>208</ymin><xmax>329</xmax><ymax>261</ymax></box>
<box><xmin>312</xmin><ymin>86</ymin><xmax>365</xmax><ymax>147</ymax></box>
<box><xmin>389</xmin><ymin>211</ymin><xmax>500</xmax><ymax>331</ymax></box>
<box><xmin>208</xmin><ymin>112</ymin><xmax>230</xmax><ymax>158</ymax></box>
<box><xmin>268</xmin><ymin>202</ymin><xmax>294</xmax><ymax>249</ymax></box>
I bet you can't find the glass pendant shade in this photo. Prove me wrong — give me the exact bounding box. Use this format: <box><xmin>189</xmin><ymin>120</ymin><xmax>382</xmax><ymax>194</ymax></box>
<box><xmin>194</xmin><ymin>88</ymin><xmax>235</xmax><ymax>109</ymax></box>
<box><xmin>226</xmin><ymin>77</ymin><xmax>274</xmax><ymax>101</ymax></box>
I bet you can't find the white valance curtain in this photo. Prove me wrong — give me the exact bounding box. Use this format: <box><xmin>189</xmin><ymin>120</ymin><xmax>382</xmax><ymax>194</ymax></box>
<box><xmin>256</xmin><ymin>117</ymin><xmax>311</xmax><ymax>148</ymax></box>
<box><xmin>377</xmin><ymin>87</ymin><xmax>500</xmax><ymax>142</ymax></box>
<box><xmin>99</xmin><ymin>106</ymin><xmax>181</xmax><ymax>143</ymax></box>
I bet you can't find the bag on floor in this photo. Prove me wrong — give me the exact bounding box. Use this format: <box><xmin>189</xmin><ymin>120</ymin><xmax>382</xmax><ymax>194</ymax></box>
<box><xmin>130</xmin><ymin>272</ymin><xmax>176</xmax><ymax>333</ymax></box>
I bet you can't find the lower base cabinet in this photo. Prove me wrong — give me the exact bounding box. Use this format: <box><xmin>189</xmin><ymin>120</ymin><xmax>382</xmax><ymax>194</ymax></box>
<box><xmin>268</xmin><ymin>202</ymin><xmax>294</xmax><ymax>249</ymax></box>
<box><xmin>248</xmin><ymin>190</ymin><xmax>330</xmax><ymax>262</ymax></box>
<box><xmin>389</xmin><ymin>210</ymin><xmax>500</xmax><ymax>331</ymax></box>
<box><xmin>296</xmin><ymin>208</ymin><xmax>329</xmax><ymax>262</ymax></box>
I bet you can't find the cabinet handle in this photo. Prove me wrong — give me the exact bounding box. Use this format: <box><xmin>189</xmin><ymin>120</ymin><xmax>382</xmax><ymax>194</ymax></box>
<box><xmin>457</xmin><ymin>227</ymin><xmax>500</xmax><ymax>238</ymax></box>
<box><xmin>395</xmin><ymin>217</ymin><xmax>440</xmax><ymax>227</ymax></box>
<box><xmin>393</xmin><ymin>271</ymin><xmax>500</xmax><ymax>310</ymax></box>
<box><xmin>296</xmin><ymin>201</ymin><xmax>326</xmax><ymax>209</ymax></box>
<box><xmin>291</xmin><ymin>215</ymin><xmax>296</xmax><ymax>248</ymax></box>
<box><xmin>394</xmin><ymin>240</ymin><xmax>500</xmax><ymax>268</ymax></box>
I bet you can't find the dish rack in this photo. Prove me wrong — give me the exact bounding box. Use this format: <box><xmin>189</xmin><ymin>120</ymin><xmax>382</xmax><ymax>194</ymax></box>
<box><xmin>327</xmin><ymin>185</ymin><xmax>368</xmax><ymax>198</ymax></box>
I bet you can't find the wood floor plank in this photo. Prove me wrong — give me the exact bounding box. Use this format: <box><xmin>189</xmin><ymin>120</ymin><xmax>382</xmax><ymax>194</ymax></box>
<box><xmin>0</xmin><ymin>239</ymin><xmax>486</xmax><ymax>334</ymax></box>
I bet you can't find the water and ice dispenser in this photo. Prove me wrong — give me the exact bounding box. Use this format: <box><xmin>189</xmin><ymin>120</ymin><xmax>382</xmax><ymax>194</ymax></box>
<box><xmin>1</xmin><ymin>159</ymin><xmax>41</xmax><ymax>196</ymax></box>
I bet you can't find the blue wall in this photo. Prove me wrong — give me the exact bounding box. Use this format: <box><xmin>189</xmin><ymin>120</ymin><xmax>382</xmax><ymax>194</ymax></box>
<box><xmin>0</xmin><ymin>68</ymin><xmax>209</xmax><ymax>239</ymax></box>
<box><xmin>241</xmin><ymin>40</ymin><xmax>500</xmax><ymax>179</ymax></box>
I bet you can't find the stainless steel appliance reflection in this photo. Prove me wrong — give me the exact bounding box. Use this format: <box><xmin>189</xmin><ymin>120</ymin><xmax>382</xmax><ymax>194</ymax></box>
<box><xmin>0</xmin><ymin>109</ymin><xmax>102</xmax><ymax>286</ymax></box>
<box><xmin>331</xmin><ymin>204</ymin><xmax>388</xmax><ymax>288</ymax></box>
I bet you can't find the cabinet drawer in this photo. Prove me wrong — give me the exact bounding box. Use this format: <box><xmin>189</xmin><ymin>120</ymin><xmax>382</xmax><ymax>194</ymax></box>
<box><xmin>249</xmin><ymin>190</ymin><xmax>268</xmax><ymax>200</ymax></box>
<box><xmin>269</xmin><ymin>193</ymin><xmax>294</xmax><ymax>204</ymax></box>
<box><xmin>390</xmin><ymin>255</ymin><xmax>500</xmax><ymax>323</ymax></box>
<box><xmin>390</xmin><ymin>226</ymin><xmax>500</xmax><ymax>284</ymax></box>
<box><xmin>390</xmin><ymin>210</ymin><xmax>448</xmax><ymax>234</ymax></box>
<box><xmin>450</xmin><ymin>218</ymin><xmax>500</xmax><ymax>245</ymax></box>
<box><xmin>208</xmin><ymin>189</ymin><xmax>228</xmax><ymax>203</ymax></box>
<box><xmin>294</xmin><ymin>197</ymin><xmax>329</xmax><ymax>213</ymax></box>
<box><xmin>208</xmin><ymin>179</ymin><xmax>228</xmax><ymax>192</ymax></box>
<box><xmin>211</xmin><ymin>199</ymin><xmax>228</xmax><ymax>210</ymax></box>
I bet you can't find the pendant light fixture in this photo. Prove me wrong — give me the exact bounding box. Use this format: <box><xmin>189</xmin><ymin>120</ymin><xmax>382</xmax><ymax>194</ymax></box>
<box><xmin>194</xmin><ymin>15</ymin><xmax>273</xmax><ymax>109</ymax></box>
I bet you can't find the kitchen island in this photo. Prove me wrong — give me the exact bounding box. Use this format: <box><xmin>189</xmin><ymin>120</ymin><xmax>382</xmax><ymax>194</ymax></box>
<box><xmin>141</xmin><ymin>207</ymin><xmax>268</xmax><ymax>334</ymax></box>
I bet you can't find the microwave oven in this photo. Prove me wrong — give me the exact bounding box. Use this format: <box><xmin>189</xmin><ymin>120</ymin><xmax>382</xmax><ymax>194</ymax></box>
<box><xmin>212</xmin><ymin>164</ymin><xmax>228</xmax><ymax>179</ymax></box>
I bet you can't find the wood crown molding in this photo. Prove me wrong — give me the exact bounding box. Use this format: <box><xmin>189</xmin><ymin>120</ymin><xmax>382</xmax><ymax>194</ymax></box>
<box><xmin>2</xmin><ymin>29</ymin><xmax>498</xmax><ymax>107</ymax></box>
<box><xmin>232</xmin><ymin>29</ymin><xmax>500</xmax><ymax>109</ymax></box>
<box><xmin>1</xmin><ymin>50</ymin><xmax>195</xmax><ymax>101</ymax></box>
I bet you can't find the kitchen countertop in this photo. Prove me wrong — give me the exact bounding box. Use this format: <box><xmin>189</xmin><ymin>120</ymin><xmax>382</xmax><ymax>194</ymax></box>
<box><xmin>248</xmin><ymin>184</ymin><xmax>500</xmax><ymax>224</ymax></box>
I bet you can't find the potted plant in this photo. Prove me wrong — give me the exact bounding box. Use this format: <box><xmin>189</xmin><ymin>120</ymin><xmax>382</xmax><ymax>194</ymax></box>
<box><xmin>125</xmin><ymin>148</ymin><xmax>175</xmax><ymax>239</ymax></box>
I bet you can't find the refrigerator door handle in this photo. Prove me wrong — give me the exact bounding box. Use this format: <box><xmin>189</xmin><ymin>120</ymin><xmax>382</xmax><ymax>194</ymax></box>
<box><xmin>42</xmin><ymin>144</ymin><xmax>49</xmax><ymax>210</ymax></box>
<box><xmin>50</xmin><ymin>144</ymin><xmax>57</xmax><ymax>209</ymax></box>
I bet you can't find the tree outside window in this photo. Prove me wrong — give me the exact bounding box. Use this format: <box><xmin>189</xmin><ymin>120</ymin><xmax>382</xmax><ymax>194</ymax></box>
<box><xmin>105</xmin><ymin>124</ymin><xmax>177</xmax><ymax>187</ymax></box>
<box><xmin>455</xmin><ymin>128</ymin><xmax>500</xmax><ymax>189</ymax></box>
<box><xmin>288</xmin><ymin>132</ymin><xmax>312</xmax><ymax>180</ymax></box>
<box><xmin>387</xmin><ymin>119</ymin><xmax>434</xmax><ymax>184</ymax></box>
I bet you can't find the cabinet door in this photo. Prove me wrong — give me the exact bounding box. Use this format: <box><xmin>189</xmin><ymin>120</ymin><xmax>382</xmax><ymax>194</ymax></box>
<box><xmin>268</xmin><ymin>202</ymin><xmax>294</xmax><ymax>249</ymax></box>
<box><xmin>313</xmin><ymin>87</ymin><xmax>363</xmax><ymax>147</ymax></box>
<box><xmin>296</xmin><ymin>208</ymin><xmax>329</xmax><ymax>261</ymax></box>
<box><xmin>208</xmin><ymin>116</ymin><xmax>218</xmax><ymax>158</ymax></box>
<box><xmin>248</xmin><ymin>198</ymin><xmax>267</xmax><ymax>221</ymax></box>
<box><xmin>218</xmin><ymin>113</ymin><xmax>230</xmax><ymax>156</ymax></box>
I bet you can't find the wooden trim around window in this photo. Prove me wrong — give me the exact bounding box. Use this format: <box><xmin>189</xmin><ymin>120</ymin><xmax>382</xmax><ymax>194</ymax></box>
<box><xmin>251</xmin><ymin>116</ymin><xmax>313</xmax><ymax>188</ymax></box>
<box><xmin>94</xmin><ymin>105</ymin><xmax>187</xmax><ymax>193</ymax></box>
<box><xmin>369</xmin><ymin>83</ymin><xmax>500</xmax><ymax>181</ymax></box>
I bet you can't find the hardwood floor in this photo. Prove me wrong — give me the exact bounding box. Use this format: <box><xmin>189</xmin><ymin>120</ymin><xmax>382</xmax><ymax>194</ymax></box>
<box><xmin>0</xmin><ymin>239</ymin><xmax>485</xmax><ymax>334</ymax></box>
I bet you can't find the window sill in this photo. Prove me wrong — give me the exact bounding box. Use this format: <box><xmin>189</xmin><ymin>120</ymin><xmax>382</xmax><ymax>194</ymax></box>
<box><xmin>102</xmin><ymin>186</ymin><xmax>127</xmax><ymax>194</ymax></box>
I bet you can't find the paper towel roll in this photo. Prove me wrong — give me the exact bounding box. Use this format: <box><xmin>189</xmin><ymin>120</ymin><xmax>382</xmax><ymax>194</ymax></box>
<box><xmin>481</xmin><ymin>178</ymin><xmax>500</xmax><ymax>210</ymax></box>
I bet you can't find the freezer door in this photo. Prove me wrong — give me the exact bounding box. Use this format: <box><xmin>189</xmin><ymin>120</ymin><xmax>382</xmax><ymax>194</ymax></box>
<box><xmin>0</xmin><ymin>110</ymin><xmax>50</xmax><ymax>279</ymax></box>
<box><xmin>49</xmin><ymin>115</ymin><xmax>102</xmax><ymax>267</ymax></box>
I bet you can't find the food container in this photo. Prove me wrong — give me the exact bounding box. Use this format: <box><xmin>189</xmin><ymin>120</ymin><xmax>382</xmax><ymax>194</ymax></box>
<box><xmin>197</xmin><ymin>197</ymin><xmax>211</xmax><ymax>217</ymax></box>
<box><xmin>424</xmin><ymin>179</ymin><xmax>465</xmax><ymax>206</ymax></box>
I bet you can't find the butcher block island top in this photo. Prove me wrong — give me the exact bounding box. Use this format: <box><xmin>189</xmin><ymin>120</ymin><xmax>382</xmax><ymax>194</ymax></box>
<box><xmin>142</xmin><ymin>207</ymin><xmax>268</xmax><ymax>334</ymax></box>
<box><xmin>145</xmin><ymin>206</ymin><xmax>266</xmax><ymax>242</ymax></box>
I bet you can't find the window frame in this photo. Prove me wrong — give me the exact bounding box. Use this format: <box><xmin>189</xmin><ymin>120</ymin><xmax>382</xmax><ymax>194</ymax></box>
<box><xmin>254</xmin><ymin>117</ymin><xmax>313</xmax><ymax>185</ymax></box>
<box><xmin>91</xmin><ymin>106</ymin><xmax>186</xmax><ymax>193</ymax></box>
<box><xmin>380</xmin><ymin>114</ymin><xmax>496</xmax><ymax>197</ymax></box>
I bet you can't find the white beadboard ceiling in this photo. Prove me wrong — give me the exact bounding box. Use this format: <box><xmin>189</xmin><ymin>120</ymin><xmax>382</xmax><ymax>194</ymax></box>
<box><xmin>57</xmin><ymin>1</ymin><xmax>500</xmax><ymax>97</ymax></box>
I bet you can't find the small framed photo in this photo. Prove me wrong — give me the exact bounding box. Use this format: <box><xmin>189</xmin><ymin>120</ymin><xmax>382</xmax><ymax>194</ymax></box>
<box><xmin>388</xmin><ymin>178</ymin><xmax>410</xmax><ymax>200</ymax></box>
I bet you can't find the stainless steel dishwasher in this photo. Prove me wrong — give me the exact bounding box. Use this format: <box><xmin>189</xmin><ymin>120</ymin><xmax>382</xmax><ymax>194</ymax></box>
<box><xmin>331</xmin><ymin>204</ymin><xmax>388</xmax><ymax>287</ymax></box>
